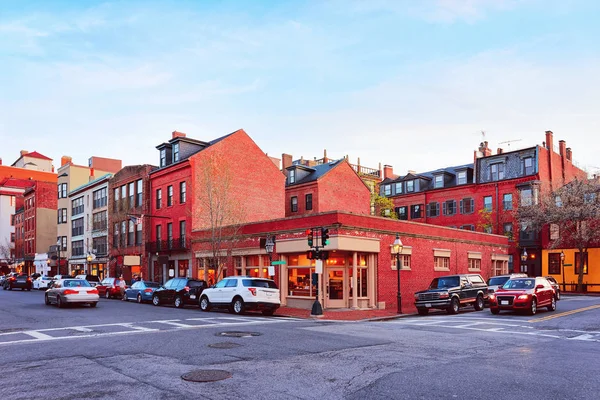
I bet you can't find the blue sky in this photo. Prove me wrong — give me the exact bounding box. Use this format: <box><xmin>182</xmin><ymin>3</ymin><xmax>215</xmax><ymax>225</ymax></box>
<box><xmin>1</xmin><ymin>0</ymin><xmax>599</xmax><ymax>175</ymax></box>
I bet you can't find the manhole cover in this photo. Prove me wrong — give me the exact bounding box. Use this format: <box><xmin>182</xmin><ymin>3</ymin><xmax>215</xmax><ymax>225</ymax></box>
<box><xmin>216</xmin><ymin>331</ymin><xmax>262</xmax><ymax>338</ymax></box>
<box><xmin>181</xmin><ymin>369</ymin><xmax>232</xmax><ymax>382</ymax></box>
<box><xmin>208</xmin><ymin>342</ymin><xmax>242</xmax><ymax>349</ymax></box>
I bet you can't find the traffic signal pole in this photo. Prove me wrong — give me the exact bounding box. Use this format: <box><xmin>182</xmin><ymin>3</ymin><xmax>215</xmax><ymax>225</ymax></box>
<box><xmin>306</xmin><ymin>227</ymin><xmax>330</xmax><ymax>317</ymax></box>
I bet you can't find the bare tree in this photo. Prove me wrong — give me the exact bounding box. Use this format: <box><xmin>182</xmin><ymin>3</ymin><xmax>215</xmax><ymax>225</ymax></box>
<box><xmin>517</xmin><ymin>178</ymin><xmax>600</xmax><ymax>291</ymax></box>
<box><xmin>0</xmin><ymin>239</ymin><xmax>15</xmax><ymax>273</ymax></box>
<box><xmin>194</xmin><ymin>152</ymin><xmax>247</xmax><ymax>281</ymax></box>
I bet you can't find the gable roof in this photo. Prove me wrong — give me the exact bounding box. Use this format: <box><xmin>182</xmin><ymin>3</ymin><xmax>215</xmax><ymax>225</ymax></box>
<box><xmin>69</xmin><ymin>174</ymin><xmax>112</xmax><ymax>196</ymax></box>
<box><xmin>287</xmin><ymin>159</ymin><xmax>345</xmax><ymax>186</ymax></box>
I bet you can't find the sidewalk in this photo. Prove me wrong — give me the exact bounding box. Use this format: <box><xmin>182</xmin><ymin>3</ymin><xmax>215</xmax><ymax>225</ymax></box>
<box><xmin>275</xmin><ymin>306</ymin><xmax>412</xmax><ymax>321</ymax></box>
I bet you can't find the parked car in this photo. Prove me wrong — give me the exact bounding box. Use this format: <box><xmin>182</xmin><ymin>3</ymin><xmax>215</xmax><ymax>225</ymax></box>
<box><xmin>75</xmin><ymin>274</ymin><xmax>101</xmax><ymax>287</ymax></box>
<box><xmin>45</xmin><ymin>279</ymin><xmax>99</xmax><ymax>308</ymax></box>
<box><xmin>4</xmin><ymin>274</ymin><xmax>33</xmax><ymax>291</ymax></box>
<box><xmin>97</xmin><ymin>277</ymin><xmax>127</xmax><ymax>299</ymax></box>
<box><xmin>487</xmin><ymin>273</ymin><xmax>528</xmax><ymax>294</ymax></box>
<box><xmin>124</xmin><ymin>281</ymin><xmax>161</xmax><ymax>303</ymax></box>
<box><xmin>2</xmin><ymin>273</ymin><xmax>19</xmax><ymax>290</ymax></box>
<box><xmin>33</xmin><ymin>276</ymin><xmax>53</xmax><ymax>290</ymax></box>
<box><xmin>414</xmin><ymin>274</ymin><xmax>488</xmax><ymax>315</ymax></box>
<box><xmin>488</xmin><ymin>277</ymin><xmax>556</xmax><ymax>315</ymax></box>
<box><xmin>545</xmin><ymin>276</ymin><xmax>561</xmax><ymax>300</ymax></box>
<box><xmin>152</xmin><ymin>278</ymin><xmax>208</xmax><ymax>308</ymax></box>
<box><xmin>200</xmin><ymin>276</ymin><xmax>281</xmax><ymax>316</ymax></box>
<box><xmin>53</xmin><ymin>275</ymin><xmax>74</xmax><ymax>281</ymax></box>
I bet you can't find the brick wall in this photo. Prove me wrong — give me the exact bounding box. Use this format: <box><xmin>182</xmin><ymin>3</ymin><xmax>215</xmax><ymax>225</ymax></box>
<box><xmin>318</xmin><ymin>161</ymin><xmax>371</xmax><ymax>215</ymax></box>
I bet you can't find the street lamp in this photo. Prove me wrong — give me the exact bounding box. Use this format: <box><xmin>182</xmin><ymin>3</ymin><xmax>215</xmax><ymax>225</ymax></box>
<box><xmin>560</xmin><ymin>251</ymin><xmax>566</xmax><ymax>293</ymax></box>
<box><xmin>86</xmin><ymin>253</ymin><xmax>93</xmax><ymax>274</ymax></box>
<box><xmin>392</xmin><ymin>234</ymin><xmax>404</xmax><ymax>314</ymax></box>
<box><xmin>521</xmin><ymin>248</ymin><xmax>528</xmax><ymax>274</ymax></box>
<box><xmin>265</xmin><ymin>236</ymin><xmax>274</xmax><ymax>277</ymax></box>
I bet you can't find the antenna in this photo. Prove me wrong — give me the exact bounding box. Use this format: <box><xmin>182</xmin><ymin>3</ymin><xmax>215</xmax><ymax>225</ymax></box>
<box><xmin>498</xmin><ymin>139</ymin><xmax>522</xmax><ymax>150</ymax></box>
<box><xmin>480</xmin><ymin>130</ymin><xmax>486</xmax><ymax>142</ymax></box>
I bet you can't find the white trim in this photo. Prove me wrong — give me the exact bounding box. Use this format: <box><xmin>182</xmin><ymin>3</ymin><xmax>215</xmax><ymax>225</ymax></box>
<box><xmin>433</xmin><ymin>248</ymin><xmax>451</xmax><ymax>258</ymax></box>
<box><xmin>492</xmin><ymin>254</ymin><xmax>510</xmax><ymax>261</ymax></box>
<box><xmin>467</xmin><ymin>251</ymin><xmax>483</xmax><ymax>260</ymax></box>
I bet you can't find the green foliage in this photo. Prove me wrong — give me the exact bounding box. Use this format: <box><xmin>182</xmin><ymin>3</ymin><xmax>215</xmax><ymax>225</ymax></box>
<box><xmin>476</xmin><ymin>209</ymin><xmax>494</xmax><ymax>233</ymax></box>
<box><xmin>371</xmin><ymin>193</ymin><xmax>398</xmax><ymax>219</ymax></box>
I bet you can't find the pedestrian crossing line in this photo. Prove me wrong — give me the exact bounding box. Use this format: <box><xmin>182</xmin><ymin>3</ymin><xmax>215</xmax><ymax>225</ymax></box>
<box><xmin>152</xmin><ymin>321</ymin><xmax>197</xmax><ymax>328</ymax></box>
<box><xmin>118</xmin><ymin>324</ymin><xmax>159</xmax><ymax>332</ymax></box>
<box><xmin>529</xmin><ymin>304</ymin><xmax>600</xmax><ymax>323</ymax></box>
<box><xmin>23</xmin><ymin>331</ymin><xmax>54</xmax><ymax>340</ymax></box>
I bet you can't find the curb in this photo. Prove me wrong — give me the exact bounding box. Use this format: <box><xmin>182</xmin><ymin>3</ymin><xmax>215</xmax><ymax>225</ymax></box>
<box><xmin>273</xmin><ymin>312</ymin><xmax>418</xmax><ymax>322</ymax></box>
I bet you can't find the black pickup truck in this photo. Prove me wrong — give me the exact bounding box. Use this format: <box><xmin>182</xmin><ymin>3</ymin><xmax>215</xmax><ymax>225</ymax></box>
<box><xmin>414</xmin><ymin>274</ymin><xmax>488</xmax><ymax>315</ymax></box>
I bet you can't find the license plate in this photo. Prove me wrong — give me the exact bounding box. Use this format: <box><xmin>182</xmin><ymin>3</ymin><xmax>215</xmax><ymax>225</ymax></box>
<box><xmin>425</xmin><ymin>303</ymin><xmax>432</xmax><ymax>308</ymax></box>
<box><xmin>501</xmin><ymin>300</ymin><xmax>509</xmax><ymax>305</ymax></box>
<box><xmin>190</xmin><ymin>295</ymin><xmax>196</xmax><ymax>299</ymax></box>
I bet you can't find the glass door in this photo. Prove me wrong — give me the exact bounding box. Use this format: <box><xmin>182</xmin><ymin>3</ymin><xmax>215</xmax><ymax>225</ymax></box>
<box><xmin>326</xmin><ymin>268</ymin><xmax>346</xmax><ymax>308</ymax></box>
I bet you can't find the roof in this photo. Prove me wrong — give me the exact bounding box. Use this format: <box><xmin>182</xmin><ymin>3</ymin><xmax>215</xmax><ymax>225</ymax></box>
<box><xmin>22</xmin><ymin>151</ymin><xmax>52</xmax><ymax>161</ymax></box>
<box><xmin>381</xmin><ymin>162</ymin><xmax>474</xmax><ymax>186</ymax></box>
<box><xmin>69</xmin><ymin>173</ymin><xmax>112</xmax><ymax>195</ymax></box>
<box><xmin>287</xmin><ymin>159</ymin><xmax>344</xmax><ymax>186</ymax></box>
<box><xmin>0</xmin><ymin>177</ymin><xmax>36</xmax><ymax>189</ymax></box>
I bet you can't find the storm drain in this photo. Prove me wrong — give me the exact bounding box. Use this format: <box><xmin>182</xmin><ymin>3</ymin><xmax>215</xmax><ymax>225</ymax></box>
<box><xmin>181</xmin><ymin>369</ymin><xmax>232</xmax><ymax>382</ymax></box>
<box><xmin>216</xmin><ymin>331</ymin><xmax>262</xmax><ymax>338</ymax></box>
<box><xmin>208</xmin><ymin>342</ymin><xmax>242</xmax><ymax>349</ymax></box>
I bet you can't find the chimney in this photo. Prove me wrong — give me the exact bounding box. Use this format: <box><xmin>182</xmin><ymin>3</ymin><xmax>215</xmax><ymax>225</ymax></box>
<box><xmin>383</xmin><ymin>165</ymin><xmax>394</xmax><ymax>179</ymax></box>
<box><xmin>323</xmin><ymin>149</ymin><xmax>329</xmax><ymax>163</ymax></box>
<box><xmin>566</xmin><ymin>148</ymin><xmax>572</xmax><ymax>161</ymax></box>
<box><xmin>20</xmin><ymin>150</ymin><xmax>28</xmax><ymax>156</ymax></box>
<box><xmin>172</xmin><ymin>131</ymin><xmax>186</xmax><ymax>139</ymax></box>
<box><xmin>558</xmin><ymin>140</ymin><xmax>566</xmax><ymax>157</ymax></box>
<box><xmin>281</xmin><ymin>153</ymin><xmax>293</xmax><ymax>176</ymax></box>
<box><xmin>478</xmin><ymin>141</ymin><xmax>492</xmax><ymax>157</ymax></box>
<box><xmin>497</xmin><ymin>148</ymin><xmax>503</xmax><ymax>155</ymax></box>
<box><xmin>0</xmin><ymin>158</ymin><xmax>2</xmax><ymax>166</ymax></box>
<box><xmin>61</xmin><ymin>156</ymin><xmax>72</xmax><ymax>167</ymax></box>
<box><xmin>545</xmin><ymin>131</ymin><xmax>554</xmax><ymax>151</ymax></box>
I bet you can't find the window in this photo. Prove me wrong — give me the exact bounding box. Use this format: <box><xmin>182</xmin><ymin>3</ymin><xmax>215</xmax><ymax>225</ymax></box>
<box><xmin>548</xmin><ymin>253</ymin><xmax>561</xmax><ymax>275</ymax></box>
<box><xmin>180</xmin><ymin>220</ymin><xmax>186</xmax><ymax>247</ymax></box>
<box><xmin>443</xmin><ymin>200</ymin><xmax>456</xmax><ymax>216</ymax></box>
<box><xmin>72</xmin><ymin>240</ymin><xmax>84</xmax><ymax>257</ymax></box>
<box><xmin>503</xmin><ymin>193</ymin><xmax>513</xmax><ymax>210</ymax></box>
<box><xmin>503</xmin><ymin>223</ymin><xmax>513</xmax><ymax>240</ymax></box>
<box><xmin>160</xmin><ymin>149</ymin><xmax>166</xmax><ymax>167</ymax></box>
<box><xmin>427</xmin><ymin>202</ymin><xmax>439</xmax><ymax>217</ymax></box>
<box><xmin>289</xmin><ymin>169</ymin><xmax>295</xmax><ymax>184</ymax></box>
<box><xmin>519</xmin><ymin>222</ymin><xmax>535</xmax><ymax>241</ymax></box>
<box><xmin>136</xmin><ymin>222</ymin><xmax>142</xmax><ymax>246</ymax></box>
<box><xmin>396</xmin><ymin>206</ymin><xmax>407</xmax><ymax>220</ymax></box>
<box><xmin>410</xmin><ymin>204</ymin><xmax>422</xmax><ymax>219</ymax></box>
<box><xmin>167</xmin><ymin>185</ymin><xmax>173</xmax><ymax>207</ymax></box>
<box><xmin>461</xmin><ymin>224</ymin><xmax>475</xmax><ymax>231</ymax></box>
<box><xmin>305</xmin><ymin>194</ymin><xmax>313</xmax><ymax>210</ymax></box>
<box><xmin>523</xmin><ymin>157</ymin><xmax>534</xmax><ymax>175</ymax></box>
<box><xmin>93</xmin><ymin>237</ymin><xmax>107</xmax><ymax>256</ymax></box>
<box><xmin>490</xmin><ymin>163</ymin><xmax>505</xmax><ymax>181</ymax></box>
<box><xmin>384</xmin><ymin>185</ymin><xmax>391</xmax><ymax>196</ymax></box>
<box><xmin>156</xmin><ymin>189</ymin><xmax>162</xmax><ymax>209</ymax></box>
<box><xmin>180</xmin><ymin>181</ymin><xmax>186</xmax><ymax>204</ymax></box>
<box><xmin>393</xmin><ymin>254</ymin><xmax>411</xmax><ymax>271</ymax></box>
<box><xmin>483</xmin><ymin>196</ymin><xmax>493</xmax><ymax>211</ymax></box>
<box><xmin>58</xmin><ymin>183</ymin><xmax>67</xmax><ymax>199</ymax></box>
<box><xmin>136</xmin><ymin>179</ymin><xmax>143</xmax><ymax>207</ymax></box>
<box><xmin>457</xmin><ymin>171</ymin><xmax>467</xmax><ymax>185</ymax></box>
<box><xmin>114</xmin><ymin>188</ymin><xmax>119</xmax><ymax>211</ymax></box>
<box><xmin>92</xmin><ymin>211</ymin><xmax>107</xmax><ymax>231</ymax></box>
<box><xmin>121</xmin><ymin>221</ymin><xmax>126</xmax><ymax>247</ymax></box>
<box><xmin>460</xmin><ymin>198</ymin><xmax>474</xmax><ymax>214</ymax></box>
<box><xmin>113</xmin><ymin>223</ymin><xmax>119</xmax><ymax>248</ymax></box>
<box><xmin>468</xmin><ymin>258</ymin><xmax>481</xmax><ymax>270</ymax></box>
<box><xmin>172</xmin><ymin>143</ymin><xmax>179</xmax><ymax>163</ymax></box>
<box><xmin>395</xmin><ymin>182</ymin><xmax>402</xmax><ymax>194</ymax></box>
<box><xmin>288</xmin><ymin>267</ymin><xmax>315</xmax><ymax>297</ymax></box>
<box><xmin>550</xmin><ymin>224</ymin><xmax>559</xmax><ymax>240</ymax></box>
<box><xmin>555</xmin><ymin>195</ymin><xmax>562</xmax><ymax>207</ymax></box>
<box><xmin>167</xmin><ymin>223</ymin><xmax>173</xmax><ymax>248</ymax></box>
<box><xmin>484</xmin><ymin>226</ymin><xmax>493</xmax><ymax>234</ymax></box>
<box><xmin>434</xmin><ymin>256</ymin><xmax>450</xmax><ymax>270</ymax></box>
<box><xmin>434</xmin><ymin>175</ymin><xmax>443</xmax><ymax>189</ymax></box>
<box><xmin>128</xmin><ymin>220</ymin><xmax>134</xmax><ymax>246</ymax></box>
<box><xmin>72</xmin><ymin>197</ymin><xmax>84</xmax><ymax>216</ymax></box>
<box><xmin>71</xmin><ymin>218</ymin><xmax>84</xmax><ymax>237</ymax></box>
<box><xmin>291</xmin><ymin>196</ymin><xmax>298</xmax><ymax>212</ymax></box>
<box><xmin>57</xmin><ymin>208</ymin><xmax>67</xmax><ymax>224</ymax></box>
<box><xmin>93</xmin><ymin>188</ymin><xmax>107</xmax><ymax>209</ymax></box>
<box><xmin>406</xmin><ymin>180</ymin><xmax>414</xmax><ymax>192</ymax></box>
<box><xmin>156</xmin><ymin>225</ymin><xmax>162</xmax><ymax>247</ymax></box>
<box><xmin>128</xmin><ymin>182</ymin><xmax>134</xmax><ymax>209</ymax></box>
<box><xmin>121</xmin><ymin>186</ymin><xmax>126</xmax><ymax>208</ymax></box>
<box><xmin>575</xmin><ymin>252</ymin><xmax>588</xmax><ymax>274</ymax></box>
<box><xmin>520</xmin><ymin>188</ymin><xmax>533</xmax><ymax>206</ymax></box>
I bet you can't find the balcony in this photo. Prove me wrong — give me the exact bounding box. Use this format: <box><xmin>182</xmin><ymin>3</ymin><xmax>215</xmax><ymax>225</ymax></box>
<box><xmin>145</xmin><ymin>237</ymin><xmax>189</xmax><ymax>253</ymax></box>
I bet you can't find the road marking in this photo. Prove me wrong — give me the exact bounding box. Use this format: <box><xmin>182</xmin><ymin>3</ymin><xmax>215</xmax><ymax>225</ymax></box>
<box><xmin>118</xmin><ymin>324</ymin><xmax>158</xmax><ymax>332</ymax></box>
<box><xmin>529</xmin><ymin>304</ymin><xmax>600</xmax><ymax>322</ymax></box>
<box><xmin>23</xmin><ymin>331</ymin><xmax>54</xmax><ymax>340</ymax></box>
<box><xmin>152</xmin><ymin>321</ymin><xmax>196</xmax><ymax>328</ymax></box>
<box><xmin>568</xmin><ymin>334</ymin><xmax>595</xmax><ymax>341</ymax></box>
<box><xmin>71</xmin><ymin>327</ymin><xmax>93</xmax><ymax>332</ymax></box>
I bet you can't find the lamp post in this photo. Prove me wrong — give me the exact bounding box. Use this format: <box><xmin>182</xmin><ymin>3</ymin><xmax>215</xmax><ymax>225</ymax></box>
<box><xmin>86</xmin><ymin>253</ymin><xmax>93</xmax><ymax>275</ymax></box>
<box><xmin>56</xmin><ymin>239</ymin><xmax>62</xmax><ymax>277</ymax></box>
<box><xmin>521</xmin><ymin>248</ymin><xmax>528</xmax><ymax>275</ymax></box>
<box><xmin>265</xmin><ymin>236</ymin><xmax>274</xmax><ymax>277</ymax></box>
<box><xmin>560</xmin><ymin>251</ymin><xmax>566</xmax><ymax>293</ymax></box>
<box><xmin>392</xmin><ymin>234</ymin><xmax>404</xmax><ymax>314</ymax></box>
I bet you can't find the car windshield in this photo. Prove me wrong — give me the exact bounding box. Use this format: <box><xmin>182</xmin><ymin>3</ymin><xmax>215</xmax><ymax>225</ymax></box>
<box><xmin>144</xmin><ymin>282</ymin><xmax>160</xmax><ymax>288</ymax></box>
<box><xmin>63</xmin><ymin>280</ymin><xmax>91</xmax><ymax>287</ymax></box>
<box><xmin>429</xmin><ymin>277</ymin><xmax>459</xmax><ymax>289</ymax></box>
<box><xmin>503</xmin><ymin>279</ymin><xmax>535</xmax><ymax>289</ymax></box>
<box><xmin>488</xmin><ymin>276</ymin><xmax>510</xmax><ymax>287</ymax></box>
<box><xmin>242</xmin><ymin>279</ymin><xmax>278</xmax><ymax>289</ymax></box>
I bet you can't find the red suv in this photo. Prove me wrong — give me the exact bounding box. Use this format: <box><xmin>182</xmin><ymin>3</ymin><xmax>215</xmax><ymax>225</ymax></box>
<box><xmin>489</xmin><ymin>277</ymin><xmax>556</xmax><ymax>315</ymax></box>
<box><xmin>97</xmin><ymin>277</ymin><xmax>127</xmax><ymax>299</ymax></box>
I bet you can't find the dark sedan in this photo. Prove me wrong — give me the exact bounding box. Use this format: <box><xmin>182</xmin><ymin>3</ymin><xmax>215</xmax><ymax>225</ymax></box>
<box><xmin>123</xmin><ymin>281</ymin><xmax>160</xmax><ymax>303</ymax></box>
<box><xmin>152</xmin><ymin>278</ymin><xmax>208</xmax><ymax>308</ymax></box>
<box><xmin>4</xmin><ymin>274</ymin><xmax>32</xmax><ymax>291</ymax></box>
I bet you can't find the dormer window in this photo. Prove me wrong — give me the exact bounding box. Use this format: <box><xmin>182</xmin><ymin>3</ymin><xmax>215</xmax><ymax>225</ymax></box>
<box><xmin>490</xmin><ymin>163</ymin><xmax>504</xmax><ymax>181</ymax></box>
<box><xmin>160</xmin><ymin>149</ymin><xmax>166</xmax><ymax>167</ymax></box>
<box><xmin>173</xmin><ymin>143</ymin><xmax>180</xmax><ymax>163</ymax></box>
<box><xmin>406</xmin><ymin>180</ymin><xmax>414</xmax><ymax>193</ymax></box>
<box><xmin>384</xmin><ymin>184</ymin><xmax>391</xmax><ymax>196</ymax></box>
<box><xmin>434</xmin><ymin>175</ymin><xmax>443</xmax><ymax>189</ymax></box>
<box><xmin>289</xmin><ymin>169</ymin><xmax>296</xmax><ymax>184</ymax></box>
<box><xmin>523</xmin><ymin>157</ymin><xmax>534</xmax><ymax>175</ymax></box>
<box><xmin>395</xmin><ymin>182</ymin><xmax>402</xmax><ymax>194</ymax></box>
<box><xmin>457</xmin><ymin>171</ymin><xmax>467</xmax><ymax>185</ymax></box>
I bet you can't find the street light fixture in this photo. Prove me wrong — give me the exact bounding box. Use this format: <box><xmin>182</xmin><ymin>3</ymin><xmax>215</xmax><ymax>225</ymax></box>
<box><xmin>391</xmin><ymin>233</ymin><xmax>404</xmax><ymax>314</ymax></box>
<box><xmin>265</xmin><ymin>235</ymin><xmax>274</xmax><ymax>277</ymax></box>
<box><xmin>560</xmin><ymin>251</ymin><xmax>566</xmax><ymax>293</ymax></box>
<box><xmin>86</xmin><ymin>253</ymin><xmax>93</xmax><ymax>274</ymax></box>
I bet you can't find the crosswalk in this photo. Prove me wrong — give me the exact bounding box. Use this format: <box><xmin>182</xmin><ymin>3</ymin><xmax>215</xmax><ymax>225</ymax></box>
<box><xmin>0</xmin><ymin>316</ymin><xmax>297</xmax><ymax>346</ymax></box>
<box><xmin>385</xmin><ymin>316</ymin><xmax>600</xmax><ymax>343</ymax></box>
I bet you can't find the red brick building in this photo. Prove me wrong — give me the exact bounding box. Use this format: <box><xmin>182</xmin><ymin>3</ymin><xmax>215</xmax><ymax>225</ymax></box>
<box><xmin>149</xmin><ymin>129</ymin><xmax>285</xmax><ymax>284</ymax></box>
<box><xmin>379</xmin><ymin>131</ymin><xmax>586</xmax><ymax>277</ymax></box>
<box><xmin>192</xmin><ymin>211</ymin><xmax>509</xmax><ymax>313</ymax></box>
<box><xmin>108</xmin><ymin>164</ymin><xmax>156</xmax><ymax>280</ymax></box>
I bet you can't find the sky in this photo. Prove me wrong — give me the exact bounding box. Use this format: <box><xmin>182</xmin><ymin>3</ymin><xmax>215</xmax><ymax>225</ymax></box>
<box><xmin>1</xmin><ymin>0</ymin><xmax>599</xmax><ymax>176</ymax></box>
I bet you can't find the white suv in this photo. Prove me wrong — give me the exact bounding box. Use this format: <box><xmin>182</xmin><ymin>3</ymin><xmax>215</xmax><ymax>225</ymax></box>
<box><xmin>199</xmin><ymin>276</ymin><xmax>280</xmax><ymax>316</ymax></box>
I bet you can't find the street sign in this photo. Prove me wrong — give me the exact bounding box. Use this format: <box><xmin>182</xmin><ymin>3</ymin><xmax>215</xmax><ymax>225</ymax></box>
<box><xmin>563</xmin><ymin>263</ymin><xmax>573</xmax><ymax>266</ymax></box>
<box><xmin>271</xmin><ymin>261</ymin><xmax>286</xmax><ymax>265</ymax></box>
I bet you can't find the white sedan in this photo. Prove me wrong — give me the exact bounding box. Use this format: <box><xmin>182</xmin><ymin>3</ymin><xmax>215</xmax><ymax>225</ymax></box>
<box><xmin>45</xmin><ymin>279</ymin><xmax>99</xmax><ymax>308</ymax></box>
<box><xmin>33</xmin><ymin>276</ymin><xmax>53</xmax><ymax>290</ymax></box>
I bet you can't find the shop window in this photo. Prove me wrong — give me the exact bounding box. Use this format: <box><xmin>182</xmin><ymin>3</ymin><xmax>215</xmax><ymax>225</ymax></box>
<box><xmin>548</xmin><ymin>253</ymin><xmax>561</xmax><ymax>275</ymax></box>
<box><xmin>288</xmin><ymin>267</ymin><xmax>315</xmax><ymax>297</ymax></box>
<box><xmin>575</xmin><ymin>252</ymin><xmax>588</xmax><ymax>274</ymax></box>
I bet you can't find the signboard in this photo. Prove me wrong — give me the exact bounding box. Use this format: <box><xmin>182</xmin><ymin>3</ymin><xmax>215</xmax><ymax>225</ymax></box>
<box><xmin>271</xmin><ymin>261</ymin><xmax>286</xmax><ymax>265</ymax></box>
<box><xmin>169</xmin><ymin>269</ymin><xmax>175</xmax><ymax>277</ymax></box>
<box><xmin>124</xmin><ymin>255</ymin><xmax>141</xmax><ymax>266</ymax></box>
<box><xmin>315</xmin><ymin>260</ymin><xmax>323</xmax><ymax>274</ymax></box>
<box><xmin>563</xmin><ymin>263</ymin><xmax>573</xmax><ymax>266</ymax></box>
<box><xmin>268</xmin><ymin>266</ymin><xmax>275</xmax><ymax>276</ymax></box>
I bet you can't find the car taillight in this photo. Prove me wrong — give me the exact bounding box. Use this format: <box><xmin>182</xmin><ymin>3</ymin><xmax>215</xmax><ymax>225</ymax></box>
<box><xmin>10</xmin><ymin>277</ymin><xmax>16</xmax><ymax>281</ymax></box>
<box><xmin>144</xmin><ymin>288</ymin><xmax>153</xmax><ymax>293</ymax></box>
<box><xmin>87</xmin><ymin>289</ymin><xmax>99</xmax><ymax>294</ymax></box>
<box><xmin>63</xmin><ymin>289</ymin><xmax>78</xmax><ymax>295</ymax></box>
<box><xmin>184</xmin><ymin>286</ymin><xmax>190</xmax><ymax>292</ymax></box>
<box><xmin>248</xmin><ymin>288</ymin><xmax>257</xmax><ymax>296</ymax></box>
<box><xmin>26</xmin><ymin>278</ymin><xmax>32</xmax><ymax>282</ymax></box>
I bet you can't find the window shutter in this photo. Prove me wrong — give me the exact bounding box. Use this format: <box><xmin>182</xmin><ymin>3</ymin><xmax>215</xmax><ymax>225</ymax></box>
<box><xmin>470</xmin><ymin>199</ymin><xmax>474</xmax><ymax>213</ymax></box>
<box><xmin>459</xmin><ymin>199</ymin><xmax>464</xmax><ymax>214</ymax></box>
<box><xmin>442</xmin><ymin>202</ymin><xmax>447</xmax><ymax>216</ymax></box>
<box><xmin>452</xmin><ymin>200</ymin><xmax>456</xmax><ymax>214</ymax></box>
<box><xmin>426</xmin><ymin>204</ymin><xmax>431</xmax><ymax>217</ymax></box>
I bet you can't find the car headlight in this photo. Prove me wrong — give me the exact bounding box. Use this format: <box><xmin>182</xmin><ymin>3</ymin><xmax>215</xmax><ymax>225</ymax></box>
<box><xmin>518</xmin><ymin>294</ymin><xmax>529</xmax><ymax>300</ymax></box>
<box><xmin>489</xmin><ymin>294</ymin><xmax>496</xmax><ymax>301</ymax></box>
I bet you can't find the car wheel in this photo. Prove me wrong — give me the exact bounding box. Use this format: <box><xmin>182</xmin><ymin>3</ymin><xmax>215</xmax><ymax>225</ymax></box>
<box><xmin>90</xmin><ymin>302</ymin><xmax>98</xmax><ymax>308</ymax></box>
<box><xmin>174</xmin><ymin>295</ymin><xmax>183</xmax><ymax>308</ymax></box>
<box><xmin>490</xmin><ymin>308</ymin><xmax>500</xmax><ymax>315</ymax></box>
<box><xmin>547</xmin><ymin>296</ymin><xmax>556</xmax><ymax>312</ymax></box>
<box><xmin>474</xmin><ymin>295</ymin><xmax>484</xmax><ymax>311</ymax></box>
<box><xmin>152</xmin><ymin>295</ymin><xmax>160</xmax><ymax>306</ymax></box>
<box><xmin>57</xmin><ymin>296</ymin><xmax>64</xmax><ymax>309</ymax></box>
<box><xmin>529</xmin><ymin>298</ymin><xmax>537</xmax><ymax>315</ymax></box>
<box><xmin>262</xmin><ymin>309</ymin><xmax>275</xmax><ymax>316</ymax></box>
<box><xmin>105</xmin><ymin>291</ymin><xmax>111</xmax><ymax>299</ymax></box>
<box><xmin>231</xmin><ymin>297</ymin><xmax>245</xmax><ymax>315</ymax></box>
<box><xmin>417</xmin><ymin>308</ymin><xmax>429</xmax><ymax>316</ymax></box>
<box><xmin>122</xmin><ymin>292</ymin><xmax>128</xmax><ymax>301</ymax></box>
<box><xmin>137</xmin><ymin>294</ymin><xmax>142</xmax><ymax>304</ymax></box>
<box><xmin>447</xmin><ymin>297</ymin><xmax>460</xmax><ymax>315</ymax></box>
<box><xmin>200</xmin><ymin>296</ymin><xmax>211</xmax><ymax>312</ymax></box>
<box><xmin>44</xmin><ymin>294</ymin><xmax>51</xmax><ymax>306</ymax></box>
<box><xmin>556</xmin><ymin>291</ymin><xmax>561</xmax><ymax>301</ymax></box>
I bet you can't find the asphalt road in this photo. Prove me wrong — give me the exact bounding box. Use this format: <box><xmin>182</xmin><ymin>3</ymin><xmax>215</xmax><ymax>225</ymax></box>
<box><xmin>1</xmin><ymin>288</ymin><xmax>599</xmax><ymax>400</ymax></box>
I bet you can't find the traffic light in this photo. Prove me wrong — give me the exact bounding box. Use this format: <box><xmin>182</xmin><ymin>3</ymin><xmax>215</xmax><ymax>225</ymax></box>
<box><xmin>306</xmin><ymin>228</ymin><xmax>314</xmax><ymax>247</ymax></box>
<box><xmin>306</xmin><ymin>250</ymin><xmax>319</xmax><ymax>260</ymax></box>
<box><xmin>320</xmin><ymin>250</ymin><xmax>329</xmax><ymax>260</ymax></box>
<box><xmin>321</xmin><ymin>227</ymin><xmax>330</xmax><ymax>246</ymax></box>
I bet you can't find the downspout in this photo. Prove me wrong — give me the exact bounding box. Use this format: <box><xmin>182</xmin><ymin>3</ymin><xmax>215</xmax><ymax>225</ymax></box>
<box><xmin>495</xmin><ymin>183</ymin><xmax>499</xmax><ymax>234</ymax></box>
